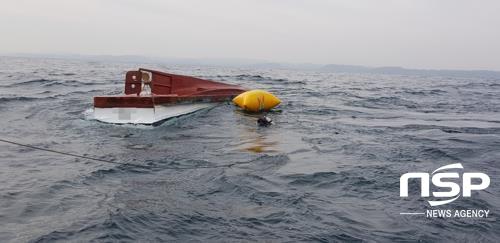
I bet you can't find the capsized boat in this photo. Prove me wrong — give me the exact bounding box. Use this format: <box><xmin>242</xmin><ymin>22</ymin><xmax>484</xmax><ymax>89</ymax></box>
<box><xmin>93</xmin><ymin>68</ymin><xmax>246</xmax><ymax>125</ymax></box>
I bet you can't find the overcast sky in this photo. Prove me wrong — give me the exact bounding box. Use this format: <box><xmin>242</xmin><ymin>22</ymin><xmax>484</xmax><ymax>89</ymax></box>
<box><xmin>1</xmin><ymin>0</ymin><xmax>499</xmax><ymax>70</ymax></box>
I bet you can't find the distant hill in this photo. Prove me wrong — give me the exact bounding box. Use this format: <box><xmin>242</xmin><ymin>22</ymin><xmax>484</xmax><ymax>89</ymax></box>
<box><xmin>320</xmin><ymin>64</ymin><xmax>500</xmax><ymax>78</ymax></box>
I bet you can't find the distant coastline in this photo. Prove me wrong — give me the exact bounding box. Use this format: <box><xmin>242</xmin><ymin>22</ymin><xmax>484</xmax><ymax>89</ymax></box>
<box><xmin>319</xmin><ymin>64</ymin><xmax>500</xmax><ymax>78</ymax></box>
<box><xmin>2</xmin><ymin>53</ymin><xmax>500</xmax><ymax>78</ymax></box>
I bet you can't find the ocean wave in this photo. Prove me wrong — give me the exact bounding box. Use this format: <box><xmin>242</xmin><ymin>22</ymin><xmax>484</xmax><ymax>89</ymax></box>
<box><xmin>210</xmin><ymin>74</ymin><xmax>307</xmax><ymax>85</ymax></box>
<box><xmin>48</xmin><ymin>72</ymin><xmax>76</xmax><ymax>76</ymax></box>
<box><xmin>2</xmin><ymin>57</ymin><xmax>500</xmax><ymax>242</ymax></box>
<box><xmin>0</xmin><ymin>95</ymin><xmax>57</xmax><ymax>102</ymax></box>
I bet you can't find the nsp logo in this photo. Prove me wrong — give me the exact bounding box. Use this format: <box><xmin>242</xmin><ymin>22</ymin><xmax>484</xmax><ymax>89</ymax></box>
<box><xmin>400</xmin><ymin>163</ymin><xmax>490</xmax><ymax>206</ymax></box>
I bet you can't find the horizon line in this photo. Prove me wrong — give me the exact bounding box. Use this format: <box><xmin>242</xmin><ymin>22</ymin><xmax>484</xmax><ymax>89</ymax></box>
<box><xmin>1</xmin><ymin>52</ymin><xmax>500</xmax><ymax>73</ymax></box>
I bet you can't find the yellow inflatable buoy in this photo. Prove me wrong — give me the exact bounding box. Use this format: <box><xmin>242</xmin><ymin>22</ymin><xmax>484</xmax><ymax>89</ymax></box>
<box><xmin>232</xmin><ymin>89</ymin><xmax>281</xmax><ymax>112</ymax></box>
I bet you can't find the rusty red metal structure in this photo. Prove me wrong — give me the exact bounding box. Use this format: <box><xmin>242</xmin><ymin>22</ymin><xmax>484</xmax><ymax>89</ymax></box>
<box><xmin>94</xmin><ymin>68</ymin><xmax>246</xmax><ymax>108</ymax></box>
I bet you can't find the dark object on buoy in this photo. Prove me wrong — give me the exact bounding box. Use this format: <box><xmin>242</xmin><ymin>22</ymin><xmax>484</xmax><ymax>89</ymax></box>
<box><xmin>257</xmin><ymin>116</ymin><xmax>273</xmax><ymax>127</ymax></box>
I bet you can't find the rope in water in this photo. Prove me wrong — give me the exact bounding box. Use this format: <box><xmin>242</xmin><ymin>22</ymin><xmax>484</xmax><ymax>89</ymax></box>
<box><xmin>0</xmin><ymin>138</ymin><xmax>249</xmax><ymax>170</ymax></box>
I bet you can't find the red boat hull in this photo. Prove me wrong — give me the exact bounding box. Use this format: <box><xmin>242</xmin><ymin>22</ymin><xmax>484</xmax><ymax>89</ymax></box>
<box><xmin>94</xmin><ymin>68</ymin><xmax>246</xmax><ymax>108</ymax></box>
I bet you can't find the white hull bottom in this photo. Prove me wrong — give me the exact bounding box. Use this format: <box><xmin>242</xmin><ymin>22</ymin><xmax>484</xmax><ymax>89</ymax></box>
<box><xmin>93</xmin><ymin>103</ymin><xmax>216</xmax><ymax>125</ymax></box>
